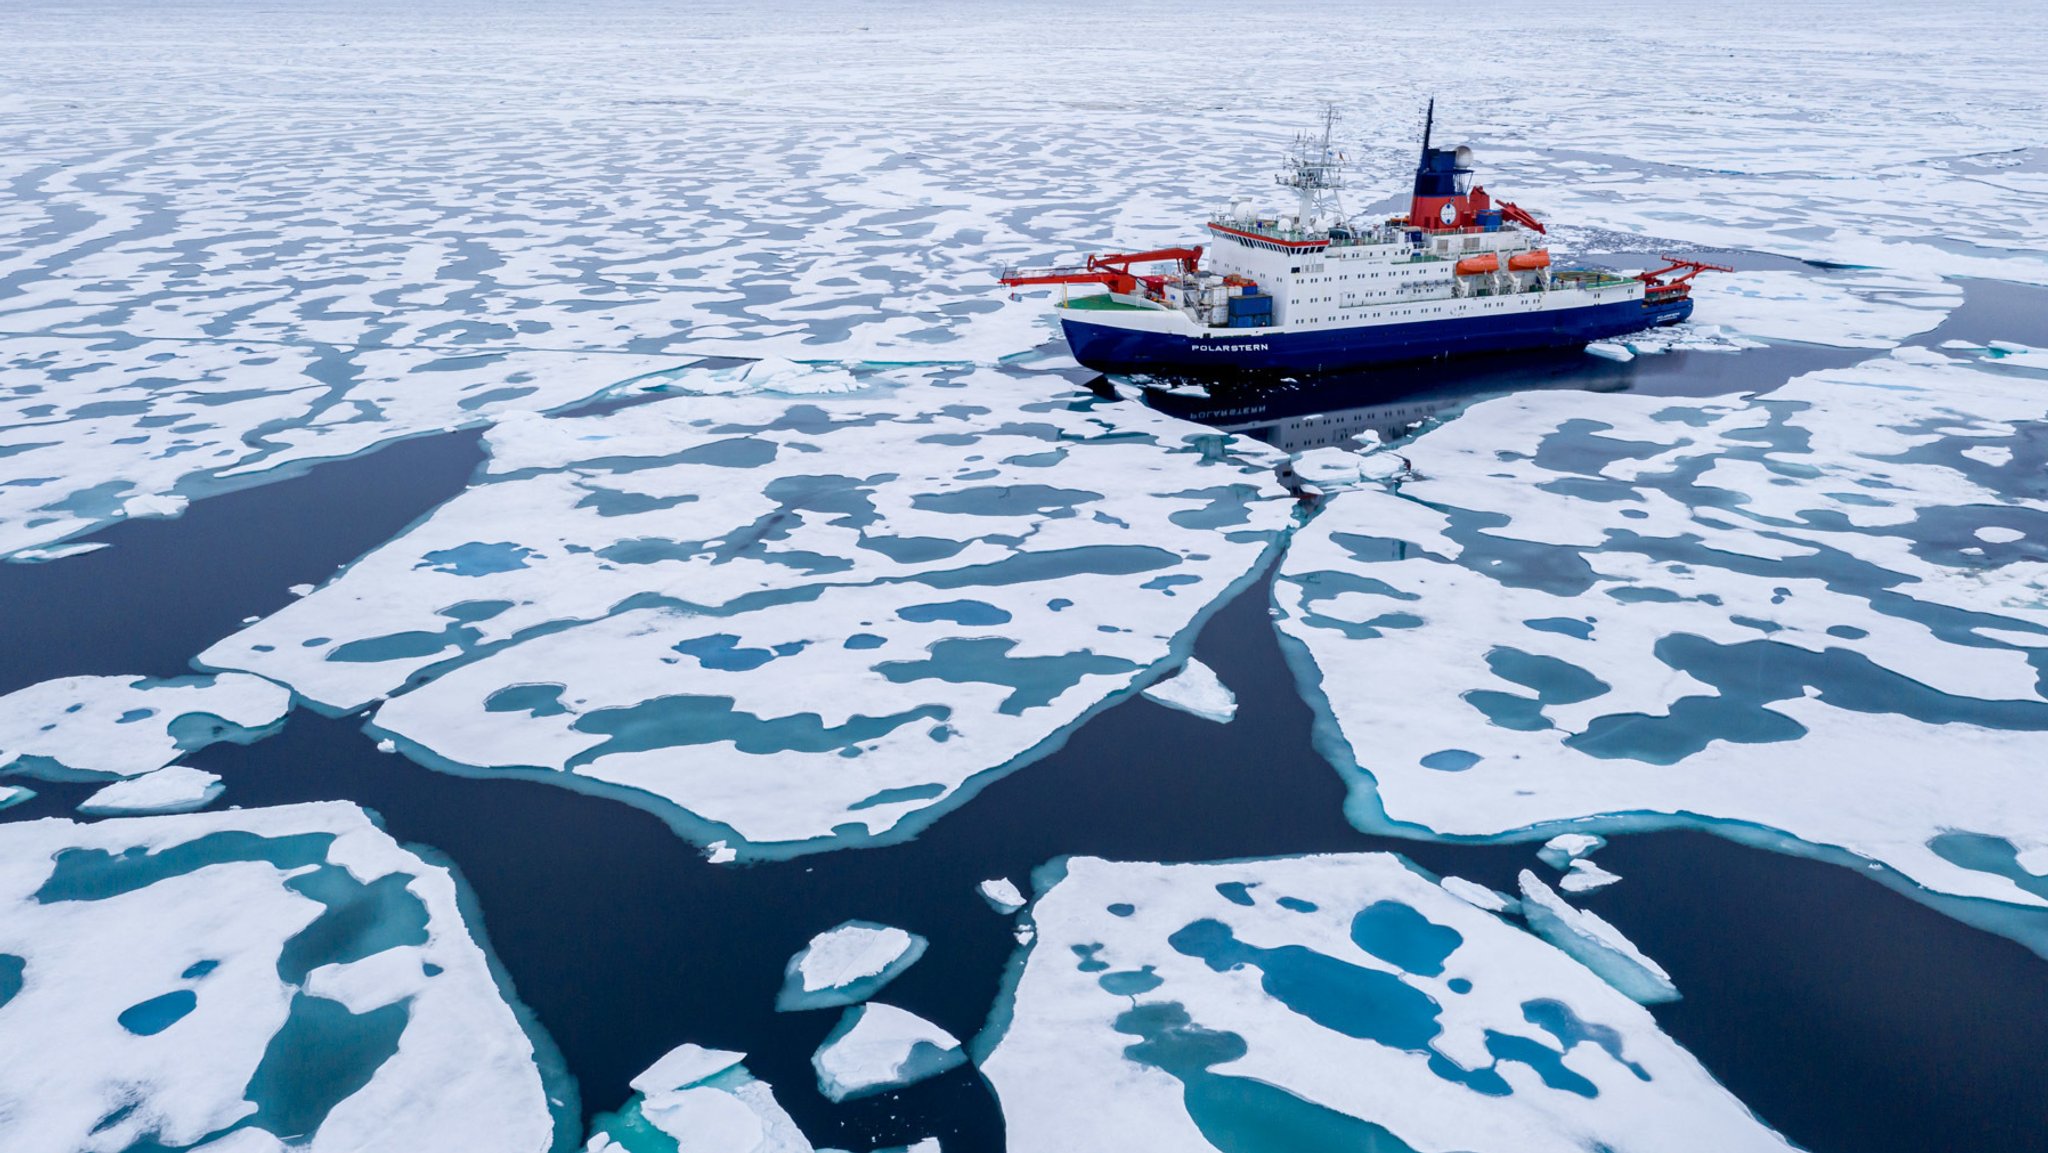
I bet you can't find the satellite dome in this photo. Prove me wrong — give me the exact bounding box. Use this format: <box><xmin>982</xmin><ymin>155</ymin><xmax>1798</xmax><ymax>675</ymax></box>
<box><xmin>1453</xmin><ymin>145</ymin><xmax>1475</xmax><ymax>168</ymax></box>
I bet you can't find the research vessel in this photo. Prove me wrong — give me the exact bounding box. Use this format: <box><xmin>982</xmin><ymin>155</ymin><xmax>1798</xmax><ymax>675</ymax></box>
<box><xmin>1000</xmin><ymin>103</ymin><xmax>1726</xmax><ymax>377</ymax></box>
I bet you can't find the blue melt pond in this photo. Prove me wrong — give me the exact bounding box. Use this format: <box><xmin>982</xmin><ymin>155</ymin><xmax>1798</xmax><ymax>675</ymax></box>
<box><xmin>1421</xmin><ymin>749</ymin><xmax>1481</xmax><ymax>772</ymax></box>
<box><xmin>416</xmin><ymin>541</ymin><xmax>536</xmax><ymax>576</ymax></box>
<box><xmin>897</xmin><ymin>600</ymin><xmax>1012</xmax><ymax>626</ymax></box>
<box><xmin>119</xmin><ymin>990</ymin><xmax>197</xmax><ymax>1036</ymax></box>
<box><xmin>672</xmin><ymin>634</ymin><xmax>805</xmax><ymax>671</ymax></box>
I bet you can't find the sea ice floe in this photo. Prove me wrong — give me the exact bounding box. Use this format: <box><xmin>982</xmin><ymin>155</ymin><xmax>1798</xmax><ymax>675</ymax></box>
<box><xmin>1584</xmin><ymin>342</ymin><xmax>1633</xmax><ymax>363</ymax></box>
<box><xmin>1687</xmin><ymin>269</ymin><xmax>1960</xmax><ymax>349</ymax></box>
<box><xmin>1440</xmin><ymin>875</ymin><xmax>1517</xmax><ymax>914</ymax></box>
<box><xmin>778</xmin><ymin>920</ymin><xmax>928</xmax><ymax>1012</ymax></box>
<box><xmin>1518</xmin><ymin>872</ymin><xmax>1675</xmax><ymax>1004</ymax></box>
<box><xmin>587</xmin><ymin>1043</ymin><xmax>813</xmax><ymax>1153</ymax></box>
<box><xmin>979</xmin><ymin>877</ymin><xmax>1027</xmax><ymax>914</ymax></box>
<box><xmin>1537</xmin><ymin>833</ymin><xmax>1606</xmax><ymax>871</ymax></box>
<box><xmin>77</xmin><ymin>764</ymin><xmax>224</xmax><ymax>815</ymax></box>
<box><xmin>0</xmin><ymin>672</ymin><xmax>290</xmax><ymax>781</ymax></box>
<box><xmin>1289</xmin><ymin>446</ymin><xmax>1407</xmax><ymax>492</ymax></box>
<box><xmin>202</xmin><ymin>370</ymin><xmax>1291</xmax><ymax>856</ymax></box>
<box><xmin>1559</xmin><ymin>859</ymin><xmax>1624</xmax><ymax>894</ymax></box>
<box><xmin>0</xmin><ymin>802</ymin><xmax>567</xmax><ymax>1153</ymax></box>
<box><xmin>811</xmin><ymin>1003</ymin><xmax>966</xmax><ymax>1103</ymax></box>
<box><xmin>981</xmin><ymin>854</ymin><xmax>1790</xmax><ymax>1153</ymax></box>
<box><xmin>1275</xmin><ymin>349</ymin><xmax>2048</xmax><ymax>925</ymax></box>
<box><xmin>1140</xmin><ymin>658</ymin><xmax>1237</xmax><ymax>724</ymax></box>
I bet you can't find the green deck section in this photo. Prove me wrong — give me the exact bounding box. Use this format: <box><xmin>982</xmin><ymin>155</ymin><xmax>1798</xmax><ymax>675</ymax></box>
<box><xmin>1060</xmin><ymin>294</ymin><xmax>1155</xmax><ymax>312</ymax></box>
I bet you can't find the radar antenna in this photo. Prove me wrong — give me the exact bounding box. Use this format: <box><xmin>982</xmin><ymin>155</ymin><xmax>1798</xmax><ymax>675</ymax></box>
<box><xmin>1276</xmin><ymin>103</ymin><xmax>1347</xmax><ymax>233</ymax></box>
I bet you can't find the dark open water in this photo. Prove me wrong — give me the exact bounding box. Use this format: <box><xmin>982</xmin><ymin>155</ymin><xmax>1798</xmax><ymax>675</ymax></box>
<box><xmin>5</xmin><ymin>279</ymin><xmax>2048</xmax><ymax>1152</ymax></box>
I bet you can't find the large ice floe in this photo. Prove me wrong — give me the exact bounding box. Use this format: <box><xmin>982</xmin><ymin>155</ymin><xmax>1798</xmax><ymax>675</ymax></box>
<box><xmin>0</xmin><ymin>673</ymin><xmax>290</xmax><ymax>782</ymax></box>
<box><xmin>0</xmin><ymin>802</ymin><xmax>570</xmax><ymax>1153</ymax></box>
<box><xmin>584</xmin><ymin>1043</ymin><xmax>814</xmax><ymax>1153</ymax></box>
<box><xmin>200</xmin><ymin>368</ymin><xmax>1291</xmax><ymax>857</ymax></box>
<box><xmin>812</xmin><ymin>1003</ymin><xmax>967</xmax><ymax>1103</ymax></box>
<box><xmin>980</xmin><ymin>854</ymin><xmax>1791</xmax><ymax>1153</ymax></box>
<box><xmin>1275</xmin><ymin>347</ymin><xmax>2048</xmax><ymax>939</ymax></box>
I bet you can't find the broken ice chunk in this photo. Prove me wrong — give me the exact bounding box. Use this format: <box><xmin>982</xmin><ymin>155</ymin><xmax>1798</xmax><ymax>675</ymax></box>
<box><xmin>1585</xmin><ymin>341</ymin><xmax>1634</xmax><ymax>362</ymax></box>
<box><xmin>811</xmin><ymin>1003</ymin><xmax>965</xmax><ymax>1103</ymax></box>
<box><xmin>777</xmin><ymin>920</ymin><xmax>927</xmax><ymax>1011</ymax></box>
<box><xmin>1518</xmin><ymin>870</ymin><xmax>1676</xmax><ymax>1003</ymax></box>
<box><xmin>1560</xmin><ymin>858</ymin><xmax>1624</xmax><ymax>893</ymax></box>
<box><xmin>588</xmin><ymin>1049</ymin><xmax>814</xmax><ymax>1153</ymax></box>
<box><xmin>1537</xmin><ymin>832</ymin><xmax>1608</xmax><ymax>871</ymax></box>
<box><xmin>1140</xmin><ymin>658</ymin><xmax>1237</xmax><ymax>724</ymax></box>
<box><xmin>979</xmin><ymin>877</ymin><xmax>1027</xmax><ymax>914</ymax></box>
<box><xmin>1439</xmin><ymin>875</ymin><xmax>1517</xmax><ymax>913</ymax></box>
<box><xmin>77</xmin><ymin>765</ymin><xmax>224</xmax><ymax>815</ymax></box>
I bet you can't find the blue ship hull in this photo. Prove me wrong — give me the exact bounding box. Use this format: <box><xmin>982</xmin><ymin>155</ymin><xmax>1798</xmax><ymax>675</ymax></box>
<box><xmin>1062</xmin><ymin>295</ymin><xmax>1693</xmax><ymax>377</ymax></box>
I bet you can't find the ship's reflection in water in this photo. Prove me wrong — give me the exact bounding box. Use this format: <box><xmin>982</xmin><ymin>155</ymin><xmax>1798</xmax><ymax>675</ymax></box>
<box><xmin>1122</xmin><ymin>346</ymin><xmax>1632</xmax><ymax>453</ymax></box>
<box><xmin>1116</xmin><ymin>336</ymin><xmax>1861</xmax><ymax>453</ymax></box>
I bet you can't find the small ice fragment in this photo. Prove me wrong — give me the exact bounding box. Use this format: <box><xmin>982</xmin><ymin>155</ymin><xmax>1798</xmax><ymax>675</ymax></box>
<box><xmin>777</xmin><ymin>920</ymin><xmax>927</xmax><ymax>1011</ymax></box>
<box><xmin>1560</xmin><ymin>858</ymin><xmax>1624</xmax><ymax>893</ymax></box>
<box><xmin>242</xmin><ymin>616</ymin><xmax>261</xmax><ymax>625</ymax></box>
<box><xmin>77</xmin><ymin>766</ymin><xmax>224</xmax><ymax>815</ymax></box>
<box><xmin>376</xmin><ymin>738</ymin><xmax>397</xmax><ymax>754</ymax></box>
<box><xmin>1586</xmin><ymin>342</ymin><xmax>1634</xmax><ymax>362</ymax></box>
<box><xmin>1013</xmin><ymin>924</ymin><xmax>1035</xmax><ymax>945</ymax></box>
<box><xmin>811</xmin><ymin>1003</ymin><xmax>965</xmax><ymax>1103</ymax></box>
<box><xmin>978</xmin><ymin>877</ymin><xmax>1026</xmax><ymax>914</ymax></box>
<box><xmin>0</xmin><ymin>784</ymin><xmax>37</xmax><ymax>811</ymax></box>
<box><xmin>631</xmin><ymin>1043</ymin><xmax>748</xmax><ymax>1096</ymax></box>
<box><xmin>1439</xmin><ymin>875</ymin><xmax>1516</xmax><ymax>913</ymax></box>
<box><xmin>1141</xmin><ymin>658</ymin><xmax>1236</xmax><ymax>723</ymax></box>
<box><xmin>1975</xmin><ymin>526</ymin><xmax>2025</xmax><ymax>544</ymax></box>
<box><xmin>1518</xmin><ymin>870</ymin><xmax>1676</xmax><ymax>1003</ymax></box>
<box><xmin>1538</xmin><ymin>832</ymin><xmax>1607</xmax><ymax>870</ymax></box>
<box><xmin>704</xmin><ymin>840</ymin><xmax>737</xmax><ymax>865</ymax></box>
<box><xmin>121</xmin><ymin>493</ymin><xmax>188</xmax><ymax>518</ymax></box>
<box><xmin>288</xmin><ymin>583</ymin><xmax>315</xmax><ymax>597</ymax></box>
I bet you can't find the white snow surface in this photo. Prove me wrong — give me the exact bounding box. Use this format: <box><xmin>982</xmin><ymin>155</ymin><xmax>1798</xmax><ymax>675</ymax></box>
<box><xmin>983</xmin><ymin>854</ymin><xmax>1791</xmax><ymax>1153</ymax></box>
<box><xmin>0</xmin><ymin>673</ymin><xmax>290</xmax><ymax>779</ymax></box>
<box><xmin>631</xmin><ymin>1043</ymin><xmax>749</xmax><ymax>1097</ymax></box>
<box><xmin>811</xmin><ymin>1003</ymin><xmax>964</xmax><ymax>1103</ymax></box>
<box><xmin>794</xmin><ymin>922</ymin><xmax>922</xmax><ymax>996</ymax></box>
<box><xmin>1140</xmin><ymin>658</ymin><xmax>1237</xmax><ymax>724</ymax></box>
<box><xmin>77</xmin><ymin>765</ymin><xmax>224</xmax><ymax>815</ymax></box>
<box><xmin>1275</xmin><ymin>349</ymin><xmax>2048</xmax><ymax>911</ymax></box>
<box><xmin>0</xmin><ymin>803</ymin><xmax>558</xmax><ymax>1153</ymax></box>
<box><xmin>202</xmin><ymin>370</ymin><xmax>1290</xmax><ymax>854</ymax></box>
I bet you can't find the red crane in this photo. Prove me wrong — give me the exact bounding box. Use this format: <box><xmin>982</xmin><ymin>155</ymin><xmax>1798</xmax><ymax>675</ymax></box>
<box><xmin>999</xmin><ymin>247</ymin><xmax>1204</xmax><ymax>297</ymax></box>
<box><xmin>1637</xmin><ymin>255</ymin><xmax>1734</xmax><ymax>297</ymax></box>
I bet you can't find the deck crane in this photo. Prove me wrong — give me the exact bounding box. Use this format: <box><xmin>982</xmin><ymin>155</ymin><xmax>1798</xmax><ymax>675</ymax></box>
<box><xmin>999</xmin><ymin>247</ymin><xmax>1204</xmax><ymax>298</ymax></box>
<box><xmin>1637</xmin><ymin>255</ymin><xmax>1734</xmax><ymax>299</ymax></box>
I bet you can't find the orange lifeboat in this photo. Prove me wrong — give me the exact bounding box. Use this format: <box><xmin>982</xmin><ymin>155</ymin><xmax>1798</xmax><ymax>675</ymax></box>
<box><xmin>1454</xmin><ymin>253</ymin><xmax>1499</xmax><ymax>276</ymax></box>
<box><xmin>1508</xmin><ymin>249</ymin><xmax>1552</xmax><ymax>271</ymax></box>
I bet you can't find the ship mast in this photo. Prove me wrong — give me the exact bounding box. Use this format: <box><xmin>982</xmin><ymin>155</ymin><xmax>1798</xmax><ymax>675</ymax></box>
<box><xmin>1276</xmin><ymin>103</ymin><xmax>1346</xmax><ymax>234</ymax></box>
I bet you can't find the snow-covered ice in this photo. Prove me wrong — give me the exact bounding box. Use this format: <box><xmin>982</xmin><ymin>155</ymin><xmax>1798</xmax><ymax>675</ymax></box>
<box><xmin>1559</xmin><ymin>858</ymin><xmax>1624</xmax><ymax>894</ymax></box>
<box><xmin>203</xmin><ymin>370</ymin><xmax>1290</xmax><ymax>856</ymax></box>
<box><xmin>778</xmin><ymin>920</ymin><xmax>927</xmax><ymax>1012</ymax></box>
<box><xmin>1538</xmin><ymin>834</ymin><xmax>1607</xmax><ymax>871</ymax></box>
<box><xmin>811</xmin><ymin>1003</ymin><xmax>966</xmax><ymax>1103</ymax></box>
<box><xmin>980</xmin><ymin>854</ymin><xmax>1790</xmax><ymax>1152</ymax></box>
<box><xmin>1275</xmin><ymin>349</ymin><xmax>2048</xmax><ymax>925</ymax></box>
<box><xmin>588</xmin><ymin>1043</ymin><xmax>813</xmax><ymax>1153</ymax></box>
<box><xmin>1519</xmin><ymin>872</ymin><xmax>1676</xmax><ymax>1004</ymax></box>
<box><xmin>0</xmin><ymin>673</ymin><xmax>290</xmax><ymax>781</ymax></box>
<box><xmin>1140</xmin><ymin>658</ymin><xmax>1237</xmax><ymax>724</ymax></box>
<box><xmin>0</xmin><ymin>802</ymin><xmax>566</xmax><ymax>1153</ymax></box>
<box><xmin>76</xmin><ymin>765</ymin><xmax>224</xmax><ymax>815</ymax></box>
<box><xmin>979</xmin><ymin>877</ymin><xmax>1028</xmax><ymax>914</ymax></box>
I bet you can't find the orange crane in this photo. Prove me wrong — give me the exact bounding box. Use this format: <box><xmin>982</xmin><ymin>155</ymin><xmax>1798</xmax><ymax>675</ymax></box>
<box><xmin>999</xmin><ymin>247</ymin><xmax>1204</xmax><ymax>297</ymax></box>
